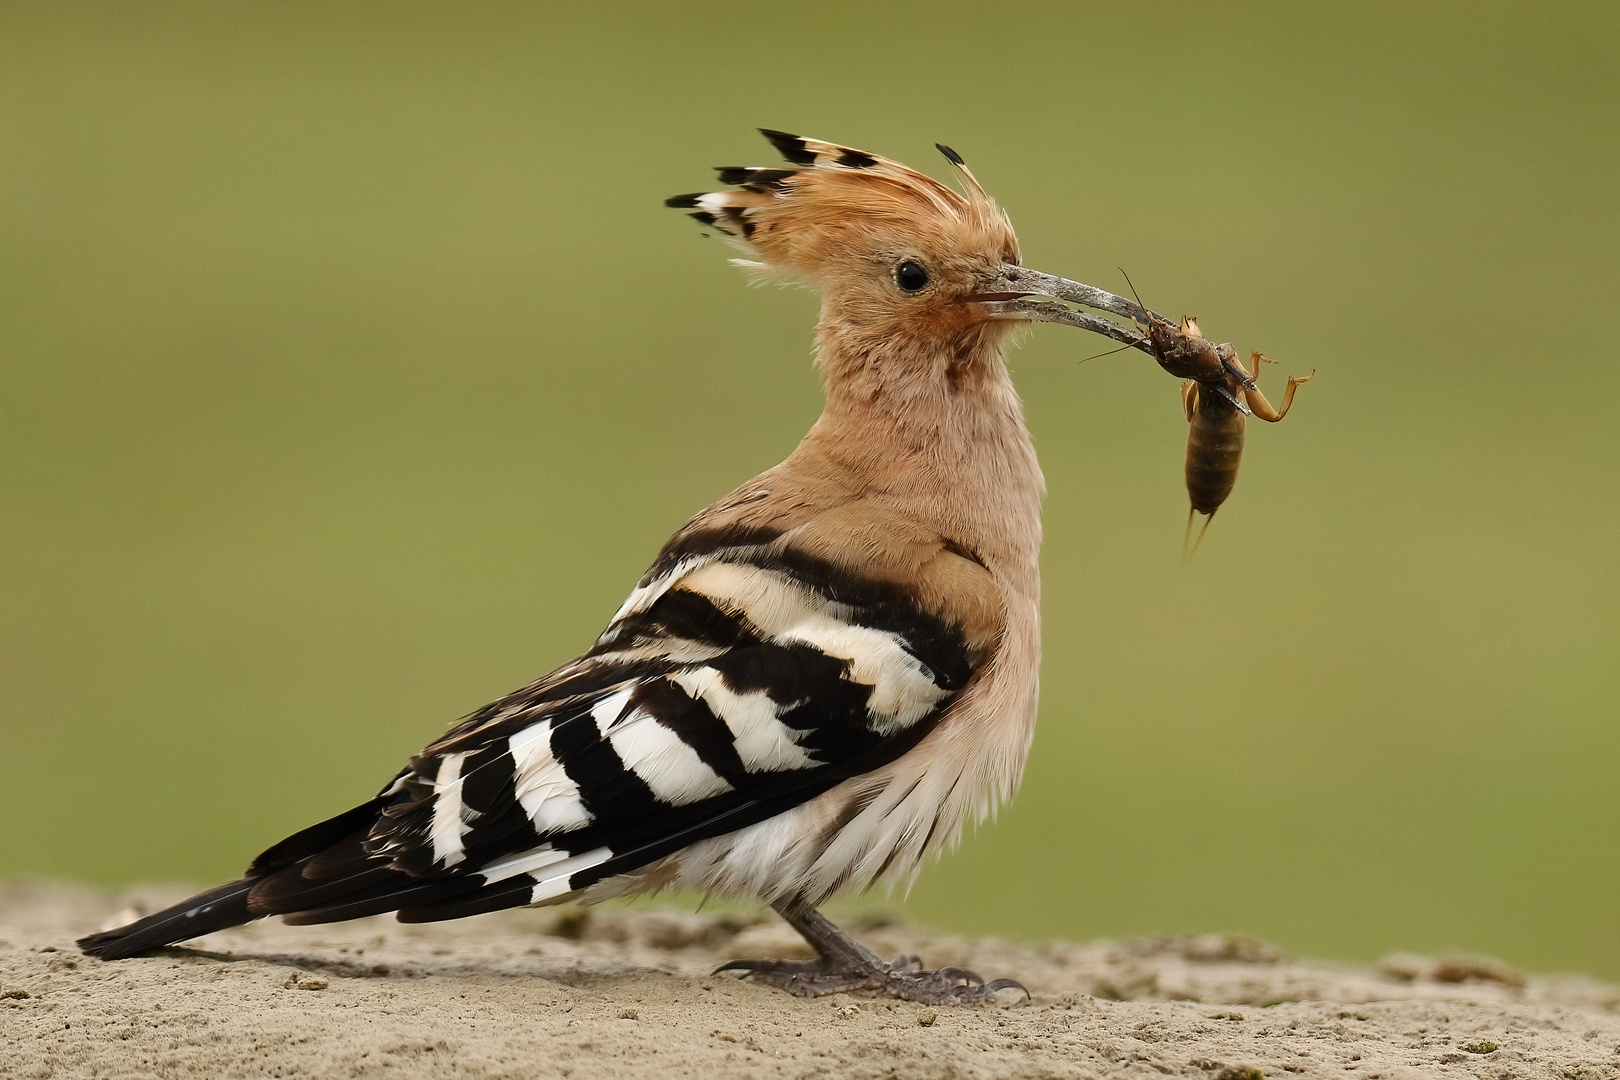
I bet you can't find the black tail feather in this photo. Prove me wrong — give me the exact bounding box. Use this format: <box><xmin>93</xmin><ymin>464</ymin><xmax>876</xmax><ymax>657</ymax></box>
<box><xmin>80</xmin><ymin>795</ymin><xmax>403</xmax><ymax>960</ymax></box>
<box><xmin>77</xmin><ymin>878</ymin><xmax>259</xmax><ymax>960</ymax></box>
<box><xmin>246</xmin><ymin>795</ymin><xmax>391</xmax><ymax>876</ymax></box>
<box><xmin>396</xmin><ymin>879</ymin><xmax>538</xmax><ymax>923</ymax></box>
<box><xmin>280</xmin><ymin>876</ymin><xmax>486</xmax><ymax>926</ymax></box>
<box><xmin>247</xmin><ymin>859</ymin><xmax>400</xmax><ymax>916</ymax></box>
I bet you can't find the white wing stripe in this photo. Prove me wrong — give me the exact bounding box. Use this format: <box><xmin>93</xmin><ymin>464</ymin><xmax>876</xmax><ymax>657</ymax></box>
<box><xmin>607</xmin><ymin>710</ymin><xmax>734</xmax><ymax>804</ymax></box>
<box><xmin>679</xmin><ymin>561</ymin><xmax>948</xmax><ymax>736</ymax></box>
<box><xmin>429</xmin><ymin>751</ymin><xmax>470</xmax><ymax>867</ymax></box>
<box><xmin>509</xmin><ymin>719</ymin><xmax>594</xmax><ymax>835</ymax></box>
<box><xmin>529</xmin><ymin>846</ymin><xmax>614</xmax><ymax>903</ymax></box>
<box><xmin>674</xmin><ymin>668</ymin><xmax>817</xmax><ymax>772</ymax></box>
<box><xmin>679</xmin><ymin>562</ymin><xmax>814</xmax><ymax>635</ymax></box>
<box><xmin>477</xmin><ymin>842</ymin><xmax>569</xmax><ymax>885</ymax></box>
<box><xmin>598</xmin><ymin>556</ymin><xmax>715</xmax><ymax>643</ymax></box>
<box><xmin>780</xmin><ymin>621</ymin><xmax>948</xmax><ymax>735</ymax></box>
<box><xmin>591</xmin><ymin>688</ymin><xmax>635</xmax><ymax>730</ymax></box>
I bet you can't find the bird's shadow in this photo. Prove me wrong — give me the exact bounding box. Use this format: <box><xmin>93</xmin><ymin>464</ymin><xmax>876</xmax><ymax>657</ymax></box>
<box><xmin>142</xmin><ymin>942</ymin><xmax>698</xmax><ymax>992</ymax></box>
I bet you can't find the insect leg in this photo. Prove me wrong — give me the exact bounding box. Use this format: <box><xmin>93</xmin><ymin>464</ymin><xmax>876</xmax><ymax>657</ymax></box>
<box><xmin>1242</xmin><ymin>354</ymin><xmax>1314</xmax><ymax>422</ymax></box>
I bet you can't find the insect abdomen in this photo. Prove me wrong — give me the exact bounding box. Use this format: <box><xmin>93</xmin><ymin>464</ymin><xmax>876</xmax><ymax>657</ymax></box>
<box><xmin>1185</xmin><ymin>395</ymin><xmax>1245</xmax><ymax>515</ymax></box>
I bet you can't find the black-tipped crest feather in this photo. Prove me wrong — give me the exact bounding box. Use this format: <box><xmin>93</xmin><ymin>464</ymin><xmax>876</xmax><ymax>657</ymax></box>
<box><xmin>759</xmin><ymin>128</ymin><xmax>817</xmax><ymax>165</ymax></box>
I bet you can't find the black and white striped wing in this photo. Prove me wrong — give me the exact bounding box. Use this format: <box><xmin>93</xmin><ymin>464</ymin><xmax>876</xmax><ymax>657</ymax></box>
<box><xmin>255</xmin><ymin>530</ymin><xmax>982</xmax><ymax>924</ymax></box>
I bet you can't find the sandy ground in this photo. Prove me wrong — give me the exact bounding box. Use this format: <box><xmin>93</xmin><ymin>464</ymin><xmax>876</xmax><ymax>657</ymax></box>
<box><xmin>3</xmin><ymin>883</ymin><xmax>1618</xmax><ymax>1079</ymax></box>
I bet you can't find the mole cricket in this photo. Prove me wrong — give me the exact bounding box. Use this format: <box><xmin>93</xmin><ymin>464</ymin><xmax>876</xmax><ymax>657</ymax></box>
<box><xmin>1137</xmin><ymin>306</ymin><xmax>1313</xmax><ymax>554</ymax></box>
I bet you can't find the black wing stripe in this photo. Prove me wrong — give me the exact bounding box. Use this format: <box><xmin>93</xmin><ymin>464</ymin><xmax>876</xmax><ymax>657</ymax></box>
<box><xmin>638</xmin><ymin>588</ymin><xmax>760</xmax><ymax>648</ymax></box>
<box><xmin>712</xmin><ymin>639</ymin><xmax>860</xmax><ymax>719</ymax></box>
<box><xmin>589</xmin><ymin>587</ymin><xmax>758</xmax><ymax>659</ymax></box>
<box><xmin>459</xmin><ymin>743</ymin><xmax>516</xmax><ymax>816</ymax></box>
<box><xmin>745</xmin><ymin>547</ymin><xmax>975</xmax><ymax>690</ymax></box>
<box><xmin>644</xmin><ymin>523</ymin><xmax>786</xmax><ymax>580</ymax></box>
<box><xmin>552</xmin><ymin>701</ymin><xmax>661</xmax><ymax>822</ymax></box>
<box><xmin>629</xmin><ymin>678</ymin><xmax>750</xmax><ymax>780</ymax></box>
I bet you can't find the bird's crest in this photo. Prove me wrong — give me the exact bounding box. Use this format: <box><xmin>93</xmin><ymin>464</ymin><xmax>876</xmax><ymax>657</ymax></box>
<box><xmin>665</xmin><ymin>130</ymin><xmax>1018</xmax><ymax>276</ymax></box>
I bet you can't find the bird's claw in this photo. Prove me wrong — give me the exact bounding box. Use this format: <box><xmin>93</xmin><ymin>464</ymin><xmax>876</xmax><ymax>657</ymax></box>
<box><xmin>982</xmin><ymin>977</ymin><xmax>1031</xmax><ymax>1000</ymax></box>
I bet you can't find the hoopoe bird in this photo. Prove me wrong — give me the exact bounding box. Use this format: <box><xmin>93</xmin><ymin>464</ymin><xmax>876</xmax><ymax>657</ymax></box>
<box><xmin>80</xmin><ymin>130</ymin><xmax>1135</xmax><ymax>1004</ymax></box>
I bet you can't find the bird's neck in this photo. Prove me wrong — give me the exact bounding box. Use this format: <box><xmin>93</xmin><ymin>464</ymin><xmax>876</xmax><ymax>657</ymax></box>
<box><xmin>786</xmin><ymin>316</ymin><xmax>1045</xmax><ymax>578</ymax></box>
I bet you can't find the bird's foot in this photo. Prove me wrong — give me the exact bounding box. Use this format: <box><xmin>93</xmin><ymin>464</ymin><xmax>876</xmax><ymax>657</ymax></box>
<box><xmin>716</xmin><ymin>953</ymin><xmax>1027</xmax><ymax>1004</ymax></box>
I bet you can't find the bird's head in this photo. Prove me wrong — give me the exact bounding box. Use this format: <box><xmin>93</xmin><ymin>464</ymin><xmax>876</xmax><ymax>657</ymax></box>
<box><xmin>668</xmin><ymin>130</ymin><xmax>1146</xmax><ymax>365</ymax></box>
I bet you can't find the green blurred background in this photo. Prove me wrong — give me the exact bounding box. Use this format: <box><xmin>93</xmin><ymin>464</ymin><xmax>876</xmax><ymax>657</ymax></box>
<box><xmin>3</xmin><ymin>2</ymin><xmax>1616</xmax><ymax>977</ymax></box>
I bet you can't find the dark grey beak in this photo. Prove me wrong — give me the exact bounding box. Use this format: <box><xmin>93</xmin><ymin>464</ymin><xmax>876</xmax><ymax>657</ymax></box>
<box><xmin>970</xmin><ymin>264</ymin><xmax>1251</xmax><ymax>407</ymax></box>
<box><xmin>968</xmin><ymin>264</ymin><xmax>1163</xmax><ymax>356</ymax></box>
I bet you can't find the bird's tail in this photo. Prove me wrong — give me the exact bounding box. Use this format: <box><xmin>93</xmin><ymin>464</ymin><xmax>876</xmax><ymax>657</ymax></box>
<box><xmin>77</xmin><ymin>796</ymin><xmax>393</xmax><ymax>960</ymax></box>
<box><xmin>77</xmin><ymin>878</ymin><xmax>260</xmax><ymax>960</ymax></box>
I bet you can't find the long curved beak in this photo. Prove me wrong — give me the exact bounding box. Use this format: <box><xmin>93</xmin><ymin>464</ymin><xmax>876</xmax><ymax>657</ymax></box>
<box><xmin>971</xmin><ymin>264</ymin><xmax>1258</xmax><ymax>415</ymax></box>
<box><xmin>967</xmin><ymin>264</ymin><xmax>1166</xmax><ymax>356</ymax></box>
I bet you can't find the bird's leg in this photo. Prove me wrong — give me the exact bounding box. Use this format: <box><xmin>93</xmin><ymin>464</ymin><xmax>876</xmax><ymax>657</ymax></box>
<box><xmin>715</xmin><ymin>899</ymin><xmax>1027</xmax><ymax>1005</ymax></box>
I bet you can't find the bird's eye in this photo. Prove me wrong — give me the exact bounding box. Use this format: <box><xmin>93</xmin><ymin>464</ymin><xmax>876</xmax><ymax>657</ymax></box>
<box><xmin>895</xmin><ymin>261</ymin><xmax>930</xmax><ymax>292</ymax></box>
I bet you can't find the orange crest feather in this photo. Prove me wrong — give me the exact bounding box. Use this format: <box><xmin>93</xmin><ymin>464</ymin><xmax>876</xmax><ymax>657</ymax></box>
<box><xmin>665</xmin><ymin>130</ymin><xmax>1018</xmax><ymax>278</ymax></box>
